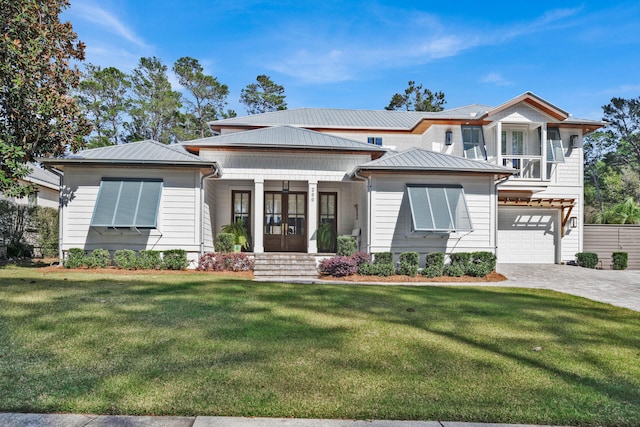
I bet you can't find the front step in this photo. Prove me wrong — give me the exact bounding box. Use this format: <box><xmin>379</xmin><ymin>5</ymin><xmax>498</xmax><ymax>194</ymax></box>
<box><xmin>253</xmin><ymin>253</ymin><xmax>319</xmax><ymax>280</ymax></box>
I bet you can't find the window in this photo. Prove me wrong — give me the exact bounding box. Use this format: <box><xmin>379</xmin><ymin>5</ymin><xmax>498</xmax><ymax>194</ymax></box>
<box><xmin>367</xmin><ymin>137</ymin><xmax>382</xmax><ymax>146</ymax></box>
<box><xmin>406</xmin><ymin>185</ymin><xmax>472</xmax><ymax>232</ymax></box>
<box><xmin>90</xmin><ymin>179</ymin><xmax>162</xmax><ymax>228</ymax></box>
<box><xmin>461</xmin><ymin>126</ymin><xmax>486</xmax><ymax>160</ymax></box>
<box><xmin>232</xmin><ymin>190</ymin><xmax>251</xmax><ymax>230</ymax></box>
<box><xmin>546</xmin><ymin>127</ymin><xmax>565</xmax><ymax>163</ymax></box>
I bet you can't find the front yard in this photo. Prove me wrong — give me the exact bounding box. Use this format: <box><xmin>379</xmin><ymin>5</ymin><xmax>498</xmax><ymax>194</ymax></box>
<box><xmin>0</xmin><ymin>266</ymin><xmax>638</xmax><ymax>426</ymax></box>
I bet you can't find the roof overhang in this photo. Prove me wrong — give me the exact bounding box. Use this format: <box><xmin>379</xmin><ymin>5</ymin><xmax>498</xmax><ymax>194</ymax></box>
<box><xmin>498</xmin><ymin>194</ymin><xmax>576</xmax><ymax>237</ymax></box>
<box><xmin>38</xmin><ymin>158</ymin><xmax>219</xmax><ymax>169</ymax></box>
<box><xmin>484</xmin><ymin>92</ymin><xmax>569</xmax><ymax>121</ymax></box>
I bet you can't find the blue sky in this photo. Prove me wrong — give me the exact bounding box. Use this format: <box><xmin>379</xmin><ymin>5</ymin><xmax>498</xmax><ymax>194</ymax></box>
<box><xmin>63</xmin><ymin>1</ymin><xmax>640</xmax><ymax>120</ymax></box>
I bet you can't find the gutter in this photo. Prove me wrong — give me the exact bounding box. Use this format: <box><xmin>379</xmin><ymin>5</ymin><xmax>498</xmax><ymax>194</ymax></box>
<box><xmin>200</xmin><ymin>164</ymin><xmax>222</xmax><ymax>257</ymax></box>
<box><xmin>43</xmin><ymin>165</ymin><xmax>64</xmax><ymax>266</ymax></box>
<box><xmin>352</xmin><ymin>168</ymin><xmax>372</xmax><ymax>254</ymax></box>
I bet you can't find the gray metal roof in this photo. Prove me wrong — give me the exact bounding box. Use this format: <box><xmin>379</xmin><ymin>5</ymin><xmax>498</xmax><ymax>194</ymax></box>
<box><xmin>25</xmin><ymin>163</ymin><xmax>59</xmax><ymax>188</ymax></box>
<box><xmin>40</xmin><ymin>140</ymin><xmax>217</xmax><ymax>167</ymax></box>
<box><xmin>353</xmin><ymin>148</ymin><xmax>515</xmax><ymax>175</ymax></box>
<box><xmin>209</xmin><ymin>108</ymin><xmax>435</xmax><ymax>130</ymax></box>
<box><xmin>182</xmin><ymin>125</ymin><xmax>385</xmax><ymax>152</ymax></box>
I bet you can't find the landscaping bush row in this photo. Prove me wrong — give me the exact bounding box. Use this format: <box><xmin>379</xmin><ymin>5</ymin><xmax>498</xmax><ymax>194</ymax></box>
<box><xmin>197</xmin><ymin>252</ymin><xmax>254</xmax><ymax>271</ymax></box>
<box><xmin>63</xmin><ymin>248</ymin><xmax>189</xmax><ymax>270</ymax></box>
<box><xmin>574</xmin><ymin>251</ymin><xmax>628</xmax><ymax>270</ymax></box>
<box><xmin>319</xmin><ymin>251</ymin><xmax>496</xmax><ymax>278</ymax></box>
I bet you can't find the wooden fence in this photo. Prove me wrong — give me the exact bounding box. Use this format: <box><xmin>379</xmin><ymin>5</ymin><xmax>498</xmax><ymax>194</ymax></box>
<box><xmin>583</xmin><ymin>224</ymin><xmax>640</xmax><ymax>269</ymax></box>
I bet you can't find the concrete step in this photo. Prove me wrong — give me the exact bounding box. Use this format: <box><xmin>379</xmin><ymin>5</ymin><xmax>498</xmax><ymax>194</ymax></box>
<box><xmin>253</xmin><ymin>253</ymin><xmax>319</xmax><ymax>279</ymax></box>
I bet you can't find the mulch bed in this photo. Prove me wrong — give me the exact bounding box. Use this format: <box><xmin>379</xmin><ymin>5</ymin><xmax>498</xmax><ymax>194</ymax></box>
<box><xmin>320</xmin><ymin>271</ymin><xmax>507</xmax><ymax>283</ymax></box>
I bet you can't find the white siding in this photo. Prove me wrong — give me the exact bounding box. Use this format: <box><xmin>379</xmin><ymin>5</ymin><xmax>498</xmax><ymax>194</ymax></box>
<box><xmin>369</xmin><ymin>174</ymin><xmax>496</xmax><ymax>262</ymax></box>
<box><xmin>62</xmin><ymin>167</ymin><xmax>202</xmax><ymax>263</ymax></box>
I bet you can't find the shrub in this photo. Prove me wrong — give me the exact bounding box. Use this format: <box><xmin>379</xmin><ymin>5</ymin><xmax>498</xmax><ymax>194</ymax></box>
<box><xmin>576</xmin><ymin>252</ymin><xmax>599</xmax><ymax>269</ymax></box>
<box><xmin>450</xmin><ymin>252</ymin><xmax>472</xmax><ymax>269</ymax></box>
<box><xmin>444</xmin><ymin>263</ymin><xmax>466</xmax><ymax>277</ymax></box>
<box><xmin>319</xmin><ymin>255</ymin><xmax>358</xmax><ymax>277</ymax></box>
<box><xmin>136</xmin><ymin>250</ymin><xmax>163</xmax><ymax>270</ymax></box>
<box><xmin>423</xmin><ymin>252</ymin><xmax>445</xmax><ymax>278</ymax></box>
<box><xmin>86</xmin><ymin>249</ymin><xmax>111</xmax><ymax>268</ymax></box>
<box><xmin>466</xmin><ymin>251</ymin><xmax>497</xmax><ymax>277</ymax></box>
<box><xmin>373</xmin><ymin>252</ymin><xmax>393</xmax><ymax>265</ymax></box>
<box><xmin>197</xmin><ymin>252</ymin><xmax>254</xmax><ymax>272</ymax></box>
<box><xmin>612</xmin><ymin>252</ymin><xmax>628</xmax><ymax>270</ymax></box>
<box><xmin>358</xmin><ymin>262</ymin><xmax>395</xmax><ymax>277</ymax></box>
<box><xmin>114</xmin><ymin>249</ymin><xmax>137</xmax><ymax>269</ymax></box>
<box><xmin>163</xmin><ymin>249</ymin><xmax>188</xmax><ymax>270</ymax></box>
<box><xmin>7</xmin><ymin>242</ymin><xmax>33</xmax><ymax>258</ymax></box>
<box><xmin>64</xmin><ymin>248</ymin><xmax>86</xmax><ymax>268</ymax></box>
<box><xmin>466</xmin><ymin>262</ymin><xmax>493</xmax><ymax>278</ymax></box>
<box><xmin>222</xmin><ymin>253</ymin><xmax>254</xmax><ymax>271</ymax></box>
<box><xmin>398</xmin><ymin>252</ymin><xmax>419</xmax><ymax>276</ymax></box>
<box><xmin>337</xmin><ymin>236</ymin><xmax>357</xmax><ymax>256</ymax></box>
<box><xmin>215</xmin><ymin>233</ymin><xmax>235</xmax><ymax>253</ymax></box>
<box><xmin>351</xmin><ymin>251</ymin><xmax>371</xmax><ymax>266</ymax></box>
<box><xmin>34</xmin><ymin>207</ymin><xmax>59</xmax><ymax>258</ymax></box>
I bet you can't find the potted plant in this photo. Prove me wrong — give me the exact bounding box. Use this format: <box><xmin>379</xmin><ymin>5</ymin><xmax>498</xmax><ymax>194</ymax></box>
<box><xmin>317</xmin><ymin>221</ymin><xmax>337</xmax><ymax>253</ymax></box>
<box><xmin>221</xmin><ymin>221</ymin><xmax>250</xmax><ymax>251</ymax></box>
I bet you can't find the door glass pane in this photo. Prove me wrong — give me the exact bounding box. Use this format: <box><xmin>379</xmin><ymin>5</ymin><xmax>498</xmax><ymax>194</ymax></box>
<box><xmin>265</xmin><ymin>193</ymin><xmax>282</xmax><ymax>235</ymax></box>
<box><xmin>287</xmin><ymin>194</ymin><xmax>305</xmax><ymax>235</ymax></box>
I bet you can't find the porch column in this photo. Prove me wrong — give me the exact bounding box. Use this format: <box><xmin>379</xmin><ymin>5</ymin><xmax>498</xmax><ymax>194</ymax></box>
<box><xmin>496</xmin><ymin>121</ymin><xmax>502</xmax><ymax>166</ymax></box>
<box><xmin>254</xmin><ymin>178</ymin><xmax>264</xmax><ymax>253</ymax></box>
<box><xmin>308</xmin><ymin>180</ymin><xmax>318</xmax><ymax>253</ymax></box>
<box><xmin>541</xmin><ymin>123</ymin><xmax>547</xmax><ymax>181</ymax></box>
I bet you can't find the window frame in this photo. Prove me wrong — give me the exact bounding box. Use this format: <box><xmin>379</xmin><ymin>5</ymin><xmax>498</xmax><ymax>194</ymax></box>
<box><xmin>406</xmin><ymin>184</ymin><xmax>473</xmax><ymax>233</ymax></box>
<box><xmin>367</xmin><ymin>137</ymin><xmax>383</xmax><ymax>146</ymax></box>
<box><xmin>546</xmin><ymin>127</ymin><xmax>565</xmax><ymax>163</ymax></box>
<box><xmin>231</xmin><ymin>190</ymin><xmax>251</xmax><ymax>233</ymax></box>
<box><xmin>90</xmin><ymin>178</ymin><xmax>163</xmax><ymax>229</ymax></box>
<box><xmin>461</xmin><ymin>126</ymin><xmax>487</xmax><ymax>160</ymax></box>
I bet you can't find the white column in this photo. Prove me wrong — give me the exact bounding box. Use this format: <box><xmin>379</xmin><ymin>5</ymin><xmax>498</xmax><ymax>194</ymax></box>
<box><xmin>496</xmin><ymin>121</ymin><xmax>502</xmax><ymax>167</ymax></box>
<box><xmin>308</xmin><ymin>180</ymin><xmax>318</xmax><ymax>254</ymax></box>
<box><xmin>541</xmin><ymin>123</ymin><xmax>547</xmax><ymax>181</ymax></box>
<box><xmin>253</xmin><ymin>178</ymin><xmax>264</xmax><ymax>253</ymax></box>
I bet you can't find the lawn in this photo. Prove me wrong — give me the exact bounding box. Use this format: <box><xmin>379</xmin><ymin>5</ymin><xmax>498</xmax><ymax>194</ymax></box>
<box><xmin>0</xmin><ymin>266</ymin><xmax>639</xmax><ymax>426</ymax></box>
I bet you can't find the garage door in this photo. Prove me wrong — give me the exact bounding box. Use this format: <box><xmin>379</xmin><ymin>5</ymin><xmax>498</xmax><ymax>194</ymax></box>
<box><xmin>498</xmin><ymin>209</ymin><xmax>557</xmax><ymax>263</ymax></box>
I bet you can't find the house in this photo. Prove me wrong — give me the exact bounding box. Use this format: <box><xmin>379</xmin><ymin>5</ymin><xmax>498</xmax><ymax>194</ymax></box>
<box><xmin>40</xmin><ymin>92</ymin><xmax>604</xmax><ymax>268</ymax></box>
<box><xmin>0</xmin><ymin>163</ymin><xmax>60</xmax><ymax>209</ymax></box>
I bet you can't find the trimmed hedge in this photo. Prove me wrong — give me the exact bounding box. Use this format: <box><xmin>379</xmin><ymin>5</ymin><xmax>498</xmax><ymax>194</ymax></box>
<box><xmin>64</xmin><ymin>248</ymin><xmax>86</xmax><ymax>269</ymax></box>
<box><xmin>337</xmin><ymin>236</ymin><xmax>357</xmax><ymax>256</ymax></box>
<box><xmin>612</xmin><ymin>252</ymin><xmax>628</xmax><ymax>270</ymax></box>
<box><xmin>86</xmin><ymin>249</ymin><xmax>111</xmax><ymax>268</ymax></box>
<box><xmin>373</xmin><ymin>252</ymin><xmax>393</xmax><ymax>265</ymax></box>
<box><xmin>399</xmin><ymin>251</ymin><xmax>419</xmax><ymax>276</ymax></box>
<box><xmin>358</xmin><ymin>262</ymin><xmax>396</xmax><ymax>277</ymax></box>
<box><xmin>215</xmin><ymin>233</ymin><xmax>235</xmax><ymax>253</ymax></box>
<box><xmin>576</xmin><ymin>252</ymin><xmax>599</xmax><ymax>269</ymax></box>
<box><xmin>114</xmin><ymin>249</ymin><xmax>137</xmax><ymax>269</ymax></box>
<box><xmin>423</xmin><ymin>252</ymin><xmax>445</xmax><ymax>278</ymax></box>
<box><xmin>136</xmin><ymin>250</ymin><xmax>163</xmax><ymax>270</ymax></box>
<box><xmin>163</xmin><ymin>249</ymin><xmax>188</xmax><ymax>270</ymax></box>
<box><xmin>319</xmin><ymin>255</ymin><xmax>358</xmax><ymax>277</ymax></box>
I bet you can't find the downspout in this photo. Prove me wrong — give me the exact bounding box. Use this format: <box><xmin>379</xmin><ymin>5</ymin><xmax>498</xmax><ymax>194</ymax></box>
<box><xmin>200</xmin><ymin>164</ymin><xmax>221</xmax><ymax>256</ymax></box>
<box><xmin>493</xmin><ymin>174</ymin><xmax>511</xmax><ymax>262</ymax></box>
<box><xmin>352</xmin><ymin>169</ymin><xmax>372</xmax><ymax>254</ymax></box>
<box><xmin>44</xmin><ymin>166</ymin><xmax>64</xmax><ymax>266</ymax></box>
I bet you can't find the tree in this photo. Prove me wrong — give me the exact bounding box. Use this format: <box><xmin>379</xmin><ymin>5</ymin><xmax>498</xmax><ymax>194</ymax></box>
<box><xmin>0</xmin><ymin>0</ymin><xmax>91</xmax><ymax>197</ymax></box>
<box><xmin>126</xmin><ymin>57</ymin><xmax>181</xmax><ymax>144</ymax></box>
<box><xmin>595</xmin><ymin>198</ymin><xmax>640</xmax><ymax>224</ymax></box>
<box><xmin>77</xmin><ymin>64</ymin><xmax>131</xmax><ymax>147</ymax></box>
<box><xmin>172</xmin><ymin>57</ymin><xmax>231</xmax><ymax>140</ymax></box>
<box><xmin>602</xmin><ymin>97</ymin><xmax>640</xmax><ymax>170</ymax></box>
<box><xmin>240</xmin><ymin>75</ymin><xmax>287</xmax><ymax>115</ymax></box>
<box><xmin>385</xmin><ymin>81</ymin><xmax>446</xmax><ymax>112</ymax></box>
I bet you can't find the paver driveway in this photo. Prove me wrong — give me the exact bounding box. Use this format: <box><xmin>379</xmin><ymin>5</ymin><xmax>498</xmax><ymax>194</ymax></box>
<box><xmin>496</xmin><ymin>263</ymin><xmax>640</xmax><ymax>312</ymax></box>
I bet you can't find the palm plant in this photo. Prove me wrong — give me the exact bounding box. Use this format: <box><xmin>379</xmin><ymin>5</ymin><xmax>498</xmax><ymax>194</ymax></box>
<box><xmin>317</xmin><ymin>221</ymin><xmax>337</xmax><ymax>253</ymax></box>
<box><xmin>595</xmin><ymin>197</ymin><xmax>640</xmax><ymax>224</ymax></box>
<box><xmin>221</xmin><ymin>221</ymin><xmax>249</xmax><ymax>249</ymax></box>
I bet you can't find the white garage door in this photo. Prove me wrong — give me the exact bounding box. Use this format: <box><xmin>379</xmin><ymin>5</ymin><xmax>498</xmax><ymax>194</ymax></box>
<box><xmin>498</xmin><ymin>209</ymin><xmax>557</xmax><ymax>264</ymax></box>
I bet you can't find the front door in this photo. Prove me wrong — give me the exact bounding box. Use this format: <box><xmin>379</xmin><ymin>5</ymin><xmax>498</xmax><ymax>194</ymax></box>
<box><xmin>264</xmin><ymin>192</ymin><xmax>307</xmax><ymax>252</ymax></box>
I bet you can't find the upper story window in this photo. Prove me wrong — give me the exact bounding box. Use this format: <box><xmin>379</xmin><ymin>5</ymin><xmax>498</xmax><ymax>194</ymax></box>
<box><xmin>406</xmin><ymin>185</ymin><xmax>473</xmax><ymax>232</ymax></box>
<box><xmin>91</xmin><ymin>178</ymin><xmax>162</xmax><ymax>228</ymax></box>
<box><xmin>461</xmin><ymin>126</ymin><xmax>487</xmax><ymax>160</ymax></box>
<box><xmin>546</xmin><ymin>127</ymin><xmax>565</xmax><ymax>163</ymax></box>
<box><xmin>367</xmin><ymin>137</ymin><xmax>382</xmax><ymax>146</ymax></box>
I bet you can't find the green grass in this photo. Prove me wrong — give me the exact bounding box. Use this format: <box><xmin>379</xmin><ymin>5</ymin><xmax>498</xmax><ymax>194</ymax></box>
<box><xmin>0</xmin><ymin>266</ymin><xmax>639</xmax><ymax>426</ymax></box>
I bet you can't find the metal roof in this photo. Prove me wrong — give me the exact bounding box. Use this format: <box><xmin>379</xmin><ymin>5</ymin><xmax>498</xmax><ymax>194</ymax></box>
<box><xmin>40</xmin><ymin>140</ymin><xmax>217</xmax><ymax>167</ymax></box>
<box><xmin>209</xmin><ymin>108</ymin><xmax>435</xmax><ymax>130</ymax></box>
<box><xmin>25</xmin><ymin>163</ymin><xmax>59</xmax><ymax>188</ymax></box>
<box><xmin>353</xmin><ymin>148</ymin><xmax>515</xmax><ymax>175</ymax></box>
<box><xmin>182</xmin><ymin>125</ymin><xmax>385</xmax><ymax>152</ymax></box>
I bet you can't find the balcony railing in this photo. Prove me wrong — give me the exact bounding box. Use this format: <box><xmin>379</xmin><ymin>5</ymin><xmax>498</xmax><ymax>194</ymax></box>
<box><xmin>502</xmin><ymin>156</ymin><xmax>542</xmax><ymax>180</ymax></box>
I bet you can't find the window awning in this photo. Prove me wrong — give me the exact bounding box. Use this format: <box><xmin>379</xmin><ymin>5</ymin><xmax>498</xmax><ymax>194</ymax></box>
<box><xmin>407</xmin><ymin>185</ymin><xmax>473</xmax><ymax>232</ymax></box>
<box><xmin>91</xmin><ymin>179</ymin><xmax>163</xmax><ymax>228</ymax></box>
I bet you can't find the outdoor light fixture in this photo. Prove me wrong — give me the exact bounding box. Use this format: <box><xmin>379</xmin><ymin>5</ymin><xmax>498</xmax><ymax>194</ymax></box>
<box><xmin>570</xmin><ymin>135</ymin><xmax>579</xmax><ymax>149</ymax></box>
<box><xmin>445</xmin><ymin>130</ymin><xmax>453</xmax><ymax>145</ymax></box>
<box><xmin>570</xmin><ymin>216</ymin><xmax>577</xmax><ymax>228</ymax></box>
<box><xmin>282</xmin><ymin>180</ymin><xmax>289</xmax><ymax>193</ymax></box>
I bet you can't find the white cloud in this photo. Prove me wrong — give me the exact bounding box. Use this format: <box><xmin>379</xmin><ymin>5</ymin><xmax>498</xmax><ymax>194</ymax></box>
<box><xmin>70</xmin><ymin>2</ymin><xmax>149</xmax><ymax>49</ymax></box>
<box><xmin>480</xmin><ymin>73</ymin><xmax>513</xmax><ymax>87</ymax></box>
